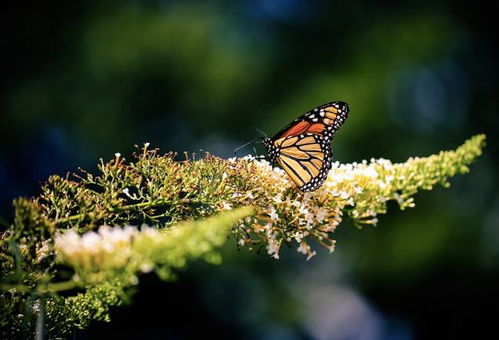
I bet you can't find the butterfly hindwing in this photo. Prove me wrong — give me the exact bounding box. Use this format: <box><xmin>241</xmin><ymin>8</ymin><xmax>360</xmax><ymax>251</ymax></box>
<box><xmin>273</xmin><ymin>133</ymin><xmax>332</xmax><ymax>192</ymax></box>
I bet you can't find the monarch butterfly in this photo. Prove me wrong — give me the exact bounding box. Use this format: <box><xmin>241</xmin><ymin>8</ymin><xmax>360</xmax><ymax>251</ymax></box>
<box><xmin>262</xmin><ymin>101</ymin><xmax>350</xmax><ymax>192</ymax></box>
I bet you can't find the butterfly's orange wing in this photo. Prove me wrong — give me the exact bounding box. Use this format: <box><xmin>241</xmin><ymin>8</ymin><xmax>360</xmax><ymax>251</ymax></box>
<box><xmin>273</xmin><ymin>134</ymin><xmax>330</xmax><ymax>191</ymax></box>
<box><xmin>274</xmin><ymin>102</ymin><xmax>349</xmax><ymax>142</ymax></box>
<box><xmin>265</xmin><ymin>101</ymin><xmax>349</xmax><ymax>192</ymax></box>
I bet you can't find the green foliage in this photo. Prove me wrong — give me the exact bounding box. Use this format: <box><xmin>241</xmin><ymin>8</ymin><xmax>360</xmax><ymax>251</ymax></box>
<box><xmin>1</xmin><ymin>207</ymin><xmax>252</xmax><ymax>338</ymax></box>
<box><xmin>45</xmin><ymin>278</ymin><xmax>130</xmax><ymax>335</ymax></box>
<box><xmin>0</xmin><ymin>135</ymin><xmax>485</xmax><ymax>337</ymax></box>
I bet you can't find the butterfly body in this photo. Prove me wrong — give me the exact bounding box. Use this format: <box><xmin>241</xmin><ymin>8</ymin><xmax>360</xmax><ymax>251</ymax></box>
<box><xmin>263</xmin><ymin>101</ymin><xmax>349</xmax><ymax>192</ymax></box>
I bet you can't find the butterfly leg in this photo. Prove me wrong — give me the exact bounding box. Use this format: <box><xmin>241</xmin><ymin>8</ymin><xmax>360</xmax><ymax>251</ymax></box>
<box><xmin>253</xmin><ymin>146</ymin><xmax>266</xmax><ymax>159</ymax></box>
<box><xmin>254</xmin><ymin>155</ymin><xmax>269</xmax><ymax>161</ymax></box>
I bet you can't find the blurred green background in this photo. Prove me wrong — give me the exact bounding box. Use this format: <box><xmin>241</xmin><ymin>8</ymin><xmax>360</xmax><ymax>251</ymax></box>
<box><xmin>1</xmin><ymin>1</ymin><xmax>498</xmax><ymax>339</ymax></box>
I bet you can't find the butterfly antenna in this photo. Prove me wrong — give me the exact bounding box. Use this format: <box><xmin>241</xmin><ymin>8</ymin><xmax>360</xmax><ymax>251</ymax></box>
<box><xmin>255</xmin><ymin>128</ymin><xmax>268</xmax><ymax>138</ymax></box>
<box><xmin>252</xmin><ymin>145</ymin><xmax>258</xmax><ymax>157</ymax></box>
<box><xmin>234</xmin><ymin>137</ymin><xmax>262</xmax><ymax>155</ymax></box>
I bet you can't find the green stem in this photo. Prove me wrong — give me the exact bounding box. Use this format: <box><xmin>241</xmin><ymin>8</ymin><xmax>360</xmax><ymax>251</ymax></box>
<box><xmin>54</xmin><ymin>199</ymin><xmax>174</xmax><ymax>225</ymax></box>
<box><xmin>0</xmin><ymin>280</ymin><xmax>80</xmax><ymax>294</ymax></box>
<box><xmin>37</xmin><ymin>280</ymin><xmax>79</xmax><ymax>293</ymax></box>
<box><xmin>0</xmin><ymin>283</ymin><xmax>32</xmax><ymax>293</ymax></box>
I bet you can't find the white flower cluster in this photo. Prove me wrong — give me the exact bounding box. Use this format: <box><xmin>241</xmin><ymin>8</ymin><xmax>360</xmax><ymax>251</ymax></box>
<box><xmin>225</xmin><ymin>135</ymin><xmax>483</xmax><ymax>259</ymax></box>
<box><xmin>55</xmin><ymin>225</ymin><xmax>159</xmax><ymax>271</ymax></box>
<box><xmin>226</xmin><ymin>156</ymin><xmax>402</xmax><ymax>259</ymax></box>
<box><xmin>321</xmin><ymin>159</ymin><xmax>397</xmax><ymax>221</ymax></box>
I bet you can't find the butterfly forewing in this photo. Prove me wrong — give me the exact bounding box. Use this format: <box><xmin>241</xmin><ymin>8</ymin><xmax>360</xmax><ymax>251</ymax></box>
<box><xmin>274</xmin><ymin>101</ymin><xmax>349</xmax><ymax>141</ymax></box>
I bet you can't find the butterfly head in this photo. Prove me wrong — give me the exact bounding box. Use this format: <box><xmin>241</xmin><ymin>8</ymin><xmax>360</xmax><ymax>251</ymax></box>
<box><xmin>262</xmin><ymin>137</ymin><xmax>272</xmax><ymax>148</ymax></box>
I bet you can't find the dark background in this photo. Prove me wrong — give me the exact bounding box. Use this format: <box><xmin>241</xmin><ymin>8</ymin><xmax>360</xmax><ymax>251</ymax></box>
<box><xmin>1</xmin><ymin>1</ymin><xmax>498</xmax><ymax>339</ymax></box>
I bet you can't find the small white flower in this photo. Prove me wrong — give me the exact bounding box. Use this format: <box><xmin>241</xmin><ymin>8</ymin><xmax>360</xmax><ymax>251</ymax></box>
<box><xmin>298</xmin><ymin>203</ymin><xmax>309</xmax><ymax>215</ymax></box>
<box><xmin>306</xmin><ymin>250</ymin><xmax>317</xmax><ymax>260</ymax></box>
<box><xmin>316</xmin><ymin>208</ymin><xmax>328</xmax><ymax>222</ymax></box>
<box><xmin>81</xmin><ymin>232</ymin><xmax>101</xmax><ymax>250</ymax></box>
<box><xmin>363</xmin><ymin>166</ymin><xmax>378</xmax><ymax>178</ymax></box>
<box><xmin>273</xmin><ymin>194</ymin><xmax>283</xmax><ymax>204</ymax></box>
<box><xmin>328</xmin><ymin>240</ymin><xmax>336</xmax><ymax>253</ymax></box>
<box><xmin>266</xmin><ymin>238</ymin><xmax>281</xmax><ymax>259</ymax></box>
<box><xmin>305</xmin><ymin>213</ymin><xmax>315</xmax><ymax>226</ymax></box>
<box><xmin>340</xmin><ymin>191</ymin><xmax>350</xmax><ymax>199</ymax></box>
<box><xmin>141</xmin><ymin>226</ymin><xmax>160</xmax><ymax>238</ymax></box>
<box><xmin>393</xmin><ymin>192</ymin><xmax>404</xmax><ymax>205</ymax></box>
<box><xmin>269</xmin><ymin>207</ymin><xmax>279</xmax><ymax>221</ymax></box>
<box><xmin>294</xmin><ymin>232</ymin><xmax>303</xmax><ymax>243</ymax></box>
<box><xmin>242</xmin><ymin>154</ymin><xmax>256</xmax><ymax>161</ymax></box>
<box><xmin>32</xmin><ymin>300</ymin><xmax>41</xmax><ymax>313</ymax></box>
<box><xmin>140</xmin><ymin>263</ymin><xmax>153</xmax><ymax>273</ymax></box>
<box><xmin>297</xmin><ymin>242</ymin><xmax>316</xmax><ymax>260</ymax></box>
<box><xmin>297</xmin><ymin>242</ymin><xmax>309</xmax><ymax>255</ymax></box>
